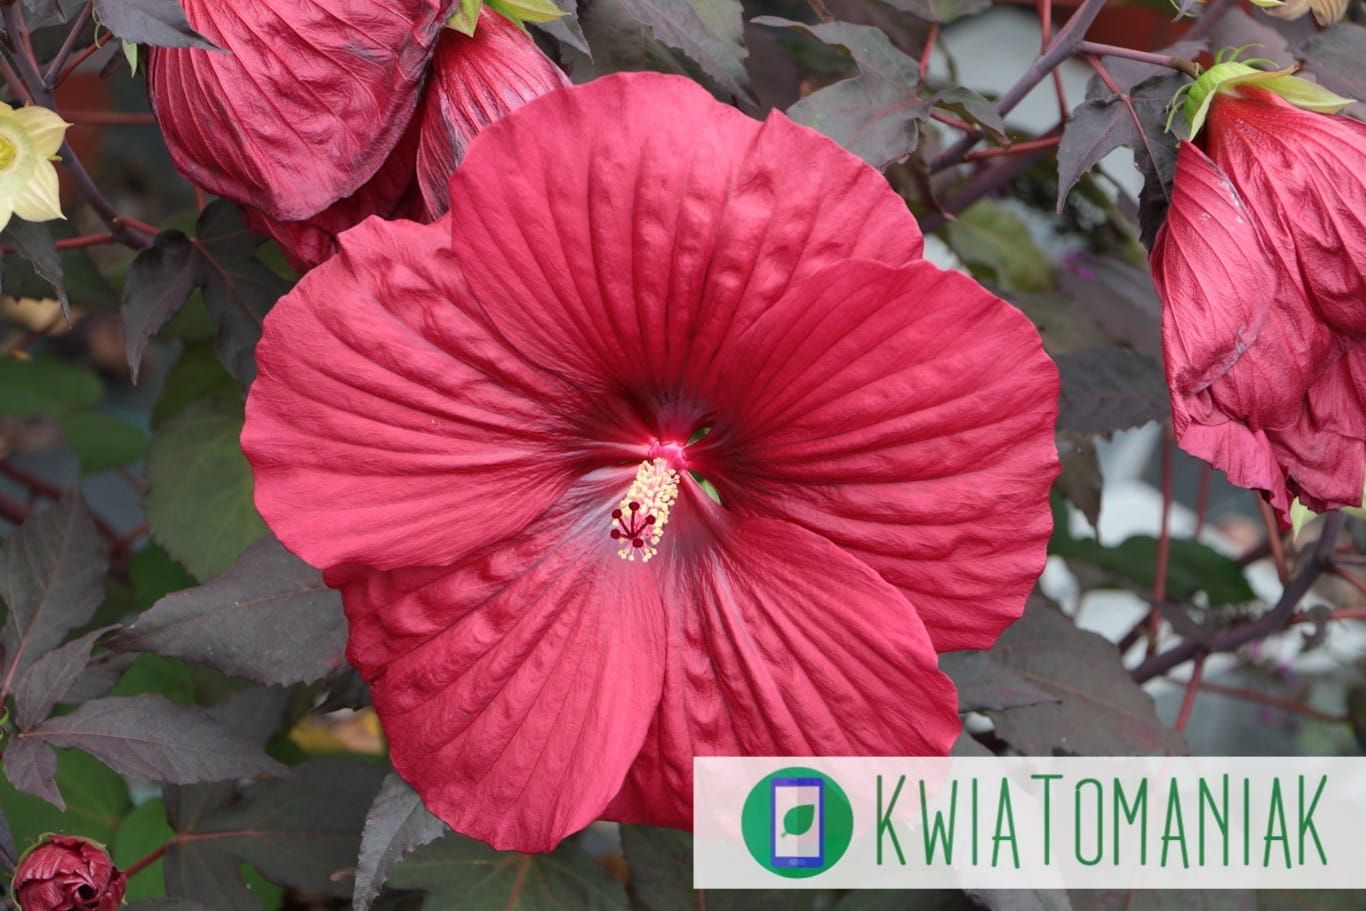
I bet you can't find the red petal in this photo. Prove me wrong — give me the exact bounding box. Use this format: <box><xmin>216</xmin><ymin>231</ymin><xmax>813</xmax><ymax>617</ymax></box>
<box><xmin>1207</xmin><ymin>87</ymin><xmax>1366</xmax><ymax>334</ymax></box>
<box><xmin>242</xmin><ymin>215</ymin><xmax>581</xmax><ymax>572</ymax></box>
<box><xmin>605</xmin><ymin>498</ymin><xmax>960</xmax><ymax>827</ymax></box>
<box><xmin>149</xmin><ymin>0</ymin><xmax>448</xmax><ymax>220</ymax></box>
<box><xmin>1152</xmin><ymin>141</ymin><xmax>1364</xmax><ymax>513</ymax></box>
<box><xmin>698</xmin><ymin>258</ymin><xmax>1059</xmax><ymax>652</ymax></box>
<box><xmin>242</xmin><ymin>120</ymin><xmax>424</xmax><ymax>271</ymax></box>
<box><xmin>443</xmin><ymin>72</ymin><xmax>923</xmax><ymax>397</ymax></box>
<box><xmin>415</xmin><ymin>11</ymin><xmax>569</xmax><ymax>221</ymax></box>
<box><xmin>335</xmin><ymin>472</ymin><xmax>666</xmax><ymax>852</ymax></box>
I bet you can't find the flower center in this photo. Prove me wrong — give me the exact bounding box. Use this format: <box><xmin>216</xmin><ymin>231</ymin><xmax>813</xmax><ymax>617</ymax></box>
<box><xmin>0</xmin><ymin>136</ymin><xmax>16</xmax><ymax>171</ymax></box>
<box><xmin>610</xmin><ymin>457</ymin><xmax>680</xmax><ymax>562</ymax></box>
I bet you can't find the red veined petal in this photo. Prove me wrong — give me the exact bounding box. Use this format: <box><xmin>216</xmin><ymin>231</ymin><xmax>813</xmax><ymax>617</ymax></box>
<box><xmin>1152</xmin><ymin>140</ymin><xmax>1363</xmax><ymax>513</ymax></box>
<box><xmin>242</xmin><ymin>215</ymin><xmax>582</xmax><ymax>572</ymax></box>
<box><xmin>604</xmin><ymin>493</ymin><xmax>960</xmax><ymax>827</ymax></box>
<box><xmin>415</xmin><ymin>10</ymin><xmax>570</xmax><ymax>221</ymax></box>
<box><xmin>242</xmin><ymin>117</ymin><xmax>424</xmax><ymax>271</ymax></box>
<box><xmin>693</xmin><ymin>258</ymin><xmax>1059</xmax><ymax>653</ymax></box>
<box><xmin>149</xmin><ymin>0</ymin><xmax>447</xmax><ymax>220</ymax></box>
<box><xmin>333</xmin><ymin>471</ymin><xmax>666</xmax><ymax>852</ymax></box>
<box><xmin>1206</xmin><ymin>87</ymin><xmax>1366</xmax><ymax>334</ymax></box>
<box><xmin>442</xmin><ymin>72</ymin><xmax>924</xmax><ymax>400</ymax></box>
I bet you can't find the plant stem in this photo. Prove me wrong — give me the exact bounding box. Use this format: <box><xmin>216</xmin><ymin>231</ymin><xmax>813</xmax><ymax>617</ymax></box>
<box><xmin>1077</xmin><ymin>41</ymin><xmax>1199</xmax><ymax>77</ymax></box>
<box><xmin>43</xmin><ymin>3</ymin><xmax>91</xmax><ymax>88</ymax></box>
<box><xmin>62</xmin><ymin>110</ymin><xmax>157</xmax><ymax>126</ymax></box>
<box><xmin>1169</xmin><ymin>677</ymin><xmax>1347</xmax><ymax>724</ymax></box>
<box><xmin>1132</xmin><ymin>512</ymin><xmax>1347</xmax><ymax>683</ymax></box>
<box><xmin>928</xmin><ymin>0</ymin><xmax>1108</xmax><ymax>173</ymax></box>
<box><xmin>919</xmin><ymin>23</ymin><xmax>938</xmax><ymax>80</ymax></box>
<box><xmin>962</xmin><ymin>135</ymin><xmax>1061</xmax><ymax>161</ymax></box>
<box><xmin>1258</xmin><ymin>496</ymin><xmax>1289</xmax><ymax>584</ymax></box>
<box><xmin>1174</xmin><ymin>651</ymin><xmax>1206</xmax><ymax>732</ymax></box>
<box><xmin>123</xmin><ymin>843</ymin><xmax>168</xmax><ymax>879</ymax></box>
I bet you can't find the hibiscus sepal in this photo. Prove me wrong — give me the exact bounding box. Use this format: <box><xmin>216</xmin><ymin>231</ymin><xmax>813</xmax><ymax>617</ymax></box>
<box><xmin>1181</xmin><ymin>60</ymin><xmax>1354</xmax><ymax>137</ymax></box>
<box><xmin>447</xmin><ymin>0</ymin><xmax>483</xmax><ymax>35</ymax></box>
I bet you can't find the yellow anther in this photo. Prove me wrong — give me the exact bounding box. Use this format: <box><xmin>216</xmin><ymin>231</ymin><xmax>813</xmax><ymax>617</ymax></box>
<box><xmin>611</xmin><ymin>458</ymin><xmax>680</xmax><ymax>562</ymax></box>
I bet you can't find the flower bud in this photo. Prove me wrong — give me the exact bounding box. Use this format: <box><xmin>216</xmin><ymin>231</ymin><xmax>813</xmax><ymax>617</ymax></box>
<box><xmin>1181</xmin><ymin>59</ymin><xmax>1352</xmax><ymax>138</ymax></box>
<box><xmin>11</xmin><ymin>836</ymin><xmax>127</xmax><ymax>911</ymax></box>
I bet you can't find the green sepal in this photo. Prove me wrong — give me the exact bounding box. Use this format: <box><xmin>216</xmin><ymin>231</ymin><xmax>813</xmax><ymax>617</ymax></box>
<box><xmin>487</xmin><ymin>0</ymin><xmax>566</xmax><ymax>24</ymax></box>
<box><xmin>1183</xmin><ymin>59</ymin><xmax>1356</xmax><ymax>138</ymax></box>
<box><xmin>122</xmin><ymin>40</ymin><xmax>139</xmax><ymax>76</ymax></box>
<box><xmin>446</xmin><ymin>0</ymin><xmax>483</xmax><ymax>36</ymax></box>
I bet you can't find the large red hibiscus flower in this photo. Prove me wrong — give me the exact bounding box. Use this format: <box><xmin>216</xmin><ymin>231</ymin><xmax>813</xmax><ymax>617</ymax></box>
<box><xmin>1151</xmin><ymin>65</ymin><xmax>1366</xmax><ymax>514</ymax></box>
<box><xmin>150</xmin><ymin>2</ymin><xmax>566</xmax><ymax>269</ymax></box>
<box><xmin>242</xmin><ymin>74</ymin><xmax>1060</xmax><ymax>852</ymax></box>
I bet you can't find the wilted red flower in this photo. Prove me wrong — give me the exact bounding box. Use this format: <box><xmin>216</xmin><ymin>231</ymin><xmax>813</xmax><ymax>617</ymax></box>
<box><xmin>1151</xmin><ymin>66</ymin><xmax>1366</xmax><ymax>514</ymax></box>
<box><xmin>12</xmin><ymin>836</ymin><xmax>127</xmax><ymax>911</ymax></box>
<box><xmin>150</xmin><ymin>4</ymin><xmax>567</xmax><ymax>269</ymax></box>
<box><xmin>242</xmin><ymin>74</ymin><xmax>1060</xmax><ymax>851</ymax></box>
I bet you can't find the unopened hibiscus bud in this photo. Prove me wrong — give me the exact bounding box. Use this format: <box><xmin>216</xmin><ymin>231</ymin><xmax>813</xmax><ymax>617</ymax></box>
<box><xmin>11</xmin><ymin>836</ymin><xmax>127</xmax><ymax>911</ymax></box>
<box><xmin>0</xmin><ymin>103</ymin><xmax>70</xmax><ymax>233</ymax></box>
<box><xmin>1151</xmin><ymin>58</ymin><xmax>1366</xmax><ymax>517</ymax></box>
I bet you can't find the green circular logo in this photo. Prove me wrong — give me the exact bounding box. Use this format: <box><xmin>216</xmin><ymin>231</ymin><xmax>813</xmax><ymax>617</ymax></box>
<box><xmin>740</xmin><ymin>766</ymin><xmax>853</xmax><ymax>878</ymax></box>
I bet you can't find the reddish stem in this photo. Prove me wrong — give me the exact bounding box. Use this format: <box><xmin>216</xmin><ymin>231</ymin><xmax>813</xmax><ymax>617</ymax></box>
<box><xmin>63</xmin><ymin>110</ymin><xmax>157</xmax><ymax>126</ymax></box>
<box><xmin>929</xmin><ymin>110</ymin><xmax>975</xmax><ymax>132</ymax></box>
<box><xmin>1175</xmin><ymin>678</ymin><xmax>1347</xmax><ymax>725</ymax></box>
<box><xmin>122</xmin><ymin>843</ymin><xmax>167</xmax><ymax>879</ymax></box>
<box><xmin>1194</xmin><ymin>463</ymin><xmax>1211</xmax><ymax>539</ymax></box>
<box><xmin>1077</xmin><ymin>41</ymin><xmax>1199</xmax><ymax>77</ymax></box>
<box><xmin>919</xmin><ymin>23</ymin><xmax>939</xmax><ymax>80</ymax></box>
<box><xmin>963</xmin><ymin>135</ymin><xmax>1061</xmax><ymax>161</ymax></box>
<box><xmin>1258</xmin><ymin>497</ymin><xmax>1289</xmax><ymax>584</ymax></box>
<box><xmin>1327</xmin><ymin>565</ymin><xmax>1366</xmax><ymax>598</ymax></box>
<box><xmin>3</xmin><ymin>233</ymin><xmax>118</xmax><ymax>254</ymax></box>
<box><xmin>1174</xmin><ymin>651</ymin><xmax>1206</xmax><ymax>732</ymax></box>
<box><xmin>1147</xmin><ymin>423</ymin><xmax>1174</xmax><ymax>656</ymax></box>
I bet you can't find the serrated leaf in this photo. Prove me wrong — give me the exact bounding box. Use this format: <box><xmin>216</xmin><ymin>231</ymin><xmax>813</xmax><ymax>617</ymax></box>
<box><xmin>1</xmin><ymin>220</ymin><xmax>69</xmax><ymax>317</ymax></box>
<box><xmin>932</xmin><ymin>87</ymin><xmax>1008</xmax><ymax>140</ymax></box>
<box><xmin>60</xmin><ymin>412</ymin><xmax>149</xmax><ymax>475</ymax></box>
<box><xmin>390</xmin><ymin>832</ymin><xmax>629</xmax><ymax>910</ymax></box>
<box><xmin>618</xmin><ymin>0</ymin><xmax>750</xmax><ymax>103</ymax></box>
<box><xmin>939</xmin><ymin>651</ymin><xmax>1057</xmax><ymax>713</ymax></box>
<box><xmin>22</xmin><ymin>0</ymin><xmax>90</xmax><ymax>28</ymax></box>
<box><xmin>144</xmin><ymin>403</ymin><xmax>266</xmax><ymax>582</ymax></box>
<box><xmin>93</xmin><ymin>0</ymin><xmax>216</xmax><ymax>49</ymax></box>
<box><xmin>165</xmin><ymin>758</ymin><xmax>384</xmax><ymax>910</ymax></box>
<box><xmin>3</xmin><ymin>738</ymin><xmax>62</xmax><ymax>808</ymax></box>
<box><xmin>192</xmin><ymin>201</ymin><xmax>290</xmax><ymax>385</ymax></box>
<box><xmin>122</xmin><ymin>231</ymin><xmax>198</xmax><ymax>383</ymax></box>
<box><xmin>353</xmin><ymin>774</ymin><xmax>449</xmax><ymax>911</ymax></box>
<box><xmin>942</xmin><ymin>200</ymin><xmax>1054</xmax><ymax>293</ymax></box>
<box><xmin>13</xmin><ymin>625</ymin><xmax>117</xmax><ymax>729</ymax></box>
<box><xmin>532</xmin><ymin>0</ymin><xmax>587</xmax><ymax>53</ymax></box>
<box><xmin>0</xmin><ymin>805</ymin><xmax>15</xmax><ymax>873</ymax></box>
<box><xmin>0</xmin><ymin>357</ymin><xmax>102</xmax><ymax>417</ymax></box>
<box><xmin>1055</xmin><ymin>347</ymin><xmax>1168</xmax><ymax>433</ymax></box>
<box><xmin>982</xmin><ymin>597</ymin><xmax>1187</xmax><ymax>756</ymax></box>
<box><xmin>0</xmin><ymin>495</ymin><xmax>108</xmax><ymax>698</ymax></box>
<box><xmin>24</xmin><ymin>694</ymin><xmax>287</xmax><ymax>783</ymax></box>
<box><xmin>881</xmin><ymin>0</ymin><xmax>991</xmax><ymax>23</ymax></box>
<box><xmin>111</xmin><ymin>535</ymin><xmax>346</xmax><ymax>686</ymax></box>
<box><xmin>757</xmin><ymin>18</ymin><xmax>930</xmax><ymax>168</ymax></box>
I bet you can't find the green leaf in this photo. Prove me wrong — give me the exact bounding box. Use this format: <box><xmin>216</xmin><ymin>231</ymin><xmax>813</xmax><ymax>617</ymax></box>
<box><xmin>1052</xmin><ymin>529</ymin><xmax>1256</xmax><ymax>606</ymax></box>
<box><xmin>129</xmin><ymin>544</ymin><xmax>197</xmax><ymax>609</ymax></box>
<box><xmin>113</xmin><ymin>799</ymin><xmax>175</xmax><ymax>901</ymax></box>
<box><xmin>0</xmin><ymin>358</ymin><xmax>101</xmax><ymax>417</ymax></box>
<box><xmin>152</xmin><ymin>343</ymin><xmax>241</xmax><ymax>429</ymax></box>
<box><xmin>390</xmin><ymin>832</ymin><xmax>628</xmax><ymax>910</ymax></box>
<box><xmin>0</xmin><ymin>749</ymin><xmax>131</xmax><ymax>848</ymax></box>
<box><xmin>144</xmin><ymin>403</ymin><xmax>266</xmax><ymax>582</ymax></box>
<box><xmin>942</xmin><ymin>200</ymin><xmax>1054</xmax><ymax>293</ymax></box>
<box><xmin>446</xmin><ymin>0</ymin><xmax>482</xmax><ymax>34</ymax></box>
<box><xmin>781</xmin><ymin>803</ymin><xmax>815</xmax><ymax>837</ymax></box>
<box><xmin>109</xmin><ymin>654</ymin><xmax>198</xmax><ymax>704</ymax></box>
<box><xmin>60</xmin><ymin>412</ymin><xmax>149</xmax><ymax>475</ymax></box>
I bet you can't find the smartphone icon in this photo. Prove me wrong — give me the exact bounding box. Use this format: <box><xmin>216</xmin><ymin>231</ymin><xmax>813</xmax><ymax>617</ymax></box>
<box><xmin>771</xmin><ymin>776</ymin><xmax>824</xmax><ymax>868</ymax></box>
